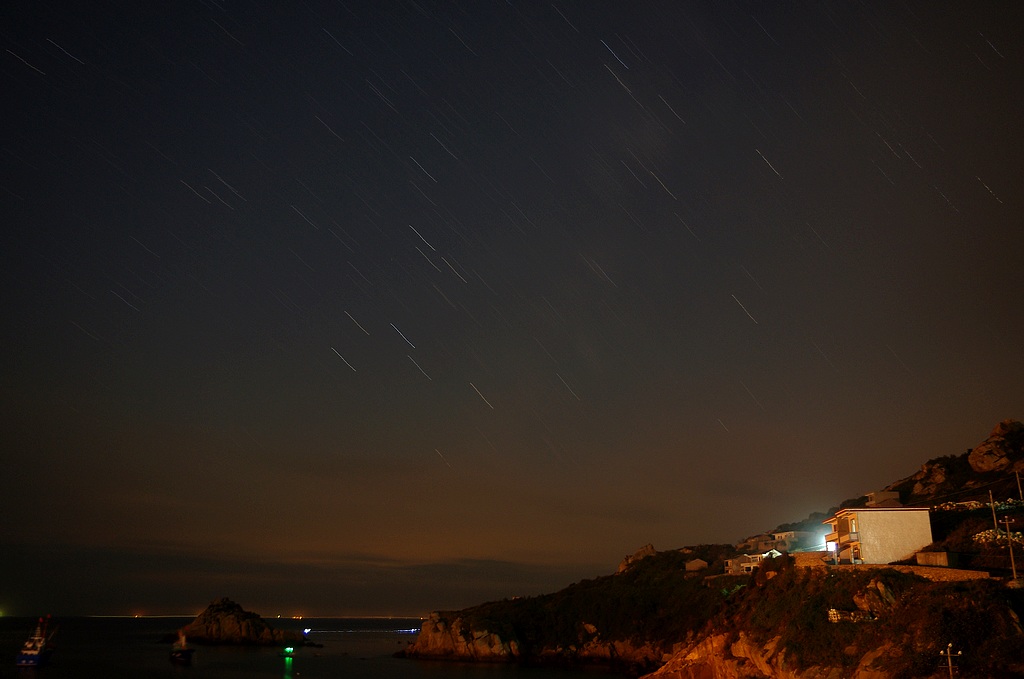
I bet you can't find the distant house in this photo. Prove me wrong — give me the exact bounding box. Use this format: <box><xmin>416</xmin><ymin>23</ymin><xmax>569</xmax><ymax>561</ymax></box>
<box><xmin>685</xmin><ymin>558</ymin><xmax>708</xmax><ymax>572</ymax></box>
<box><xmin>736</xmin><ymin>532</ymin><xmax>776</xmax><ymax>553</ymax></box>
<box><xmin>823</xmin><ymin>507</ymin><xmax>932</xmax><ymax>564</ymax></box>
<box><xmin>770</xmin><ymin>530</ymin><xmax>817</xmax><ymax>552</ymax></box>
<box><xmin>737</xmin><ymin>530</ymin><xmax>818</xmax><ymax>554</ymax></box>
<box><xmin>865</xmin><ymin>490</ymin><xmax>902</xmax><ymax>507</ymax></box>
<box><xmin>724</xmin><ymin>549</ymin><xmax>782</xmax><ymax>574</ymax></box>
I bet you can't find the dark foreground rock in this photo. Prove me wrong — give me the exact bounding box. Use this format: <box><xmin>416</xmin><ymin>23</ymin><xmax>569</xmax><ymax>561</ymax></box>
<box><xmin>177</xmin><ymin>597</ymin><xmax>306</xmax><ymax>646</ymax></box>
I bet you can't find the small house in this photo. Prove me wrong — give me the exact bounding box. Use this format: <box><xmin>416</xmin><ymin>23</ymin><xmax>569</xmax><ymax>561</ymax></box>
<box><xmin>724</xmin><ymin>549</ymin><xmax>782</xmax><ymax>574</ymax></box>
<box><xmin>865</xmin><ymin>490</ymin><xmax>902</xmax><ymax>507</ymax></box>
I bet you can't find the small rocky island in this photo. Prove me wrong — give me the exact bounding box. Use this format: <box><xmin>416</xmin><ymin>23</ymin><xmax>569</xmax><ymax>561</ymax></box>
<box><xmin>177</xmin><ymin>597</ymin><xmax>307</xmax><ymax>646</ymax></box>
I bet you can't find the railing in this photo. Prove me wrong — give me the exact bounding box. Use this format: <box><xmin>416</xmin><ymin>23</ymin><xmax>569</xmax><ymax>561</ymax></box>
<box><xmin>826</xmin><ymin>531</ymin><xmax>860</xmax><ymax>544</ymax></box>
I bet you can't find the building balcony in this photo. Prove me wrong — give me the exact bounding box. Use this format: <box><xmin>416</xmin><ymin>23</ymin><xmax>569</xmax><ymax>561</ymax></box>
<box><xmin>825</xmin><ymin>531</ymin><xmax>860</xmax><ymax>546</ymax></box>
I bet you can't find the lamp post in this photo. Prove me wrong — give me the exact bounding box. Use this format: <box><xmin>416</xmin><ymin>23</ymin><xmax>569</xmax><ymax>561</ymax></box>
<box><xmin>939</xmin><ymin>642</ymin><xmax>961</xmax><ymax>678</ymax></box>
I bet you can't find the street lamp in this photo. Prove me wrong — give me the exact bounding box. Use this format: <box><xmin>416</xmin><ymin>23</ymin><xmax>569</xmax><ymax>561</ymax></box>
<box><xmin>939</xmin><ymin>642</ymin><xmax>961</xmax><ymax>678</ymax></box>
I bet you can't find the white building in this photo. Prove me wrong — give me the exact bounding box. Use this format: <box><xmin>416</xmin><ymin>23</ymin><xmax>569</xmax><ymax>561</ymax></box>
<box><xmin>724</xmin><ymin>549</ymin><xmax>782</xmax><ymax>574</ymax></box>
<box><xmin>823</xmin><ymin>507</ymin><xmax>932</xmax><ymax>564</ymax></box>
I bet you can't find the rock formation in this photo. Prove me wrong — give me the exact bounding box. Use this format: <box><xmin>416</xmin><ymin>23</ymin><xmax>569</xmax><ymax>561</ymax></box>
<box><xmin>405</xmin><ymin>613</ymin><xmax>520</xmax><ymax>660</ymax></box>
<box><xmin>645</xmin><ymin>631</ymin><xmax>899</xmax><ymax>679</ymax></box>
<box><xmin>904</xmin><ymin>458</ymin><xmax>949</xmax><ymax>497</ymax></box>
<box><xmin>886</xmin><ymin>419</ymin><xmax>1024</xmax><ymax>500</ymax></box>
<box><xmin>641</xmin><ymin>570</ymin><xmax>1023</xmax><ymax>679</ymax></box>
<box><xmin>177</xmin><ymin>598</ymin><xmax>305</xmax><ymax>646</ymax></box>
<box><xmin>968</xmin><ymin>419</ymin><xmax>1024</xmax><ymax>473</ymax></box>
<box><xmin>404</xmin><ymin>612</ymin><xmax>666</xmax><ymax>668</ymax></box>
<box><xmin>617</xmin><ymin>543</ymin><xmax>657</xmax><ymax>573</ymax></box>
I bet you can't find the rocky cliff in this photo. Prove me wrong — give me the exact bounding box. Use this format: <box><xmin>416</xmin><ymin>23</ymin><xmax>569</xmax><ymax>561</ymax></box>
<box><xmin>408</xmin><ymin>612</ymin><xmax>521</xmax><ymax>660</ymax></box>
<box><xmin>177</xmin><ymin>597</ymin><xmax>306</xmax><ymax>646</ymax></box>
<box><xmin>886</xmin><ymin>419</ymin><xmax>1024</xmax><ymax>500</ymax></box>
<box><xmin>968</xmin><ymin>419</ymin><xmax>1024</xmax><ymax>473</ymax></box>
<box><xmin>643</xmin><ymin>560</ymin><xmax>1024</xmax><ymax>679</ymax></box>
<box><xmin>646</xmin><ymin>631</ymin><xmax>891</xmax><ymax>679</ymax></box>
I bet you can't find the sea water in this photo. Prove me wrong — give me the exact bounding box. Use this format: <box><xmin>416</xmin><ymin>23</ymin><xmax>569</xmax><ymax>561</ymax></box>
<box><xmin>0</xmin><ymin>616</ymin><xmax>619</xmax><ymax>679</ymax></box>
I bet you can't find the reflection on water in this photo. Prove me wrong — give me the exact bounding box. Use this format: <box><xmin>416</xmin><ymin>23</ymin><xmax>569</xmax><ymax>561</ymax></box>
<box><xmin>0</xmin><ymin>617</ymin><xmax>615</xmax><ymax>679</ymax></box>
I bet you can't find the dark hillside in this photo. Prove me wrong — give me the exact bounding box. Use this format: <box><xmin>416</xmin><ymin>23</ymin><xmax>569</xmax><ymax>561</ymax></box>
<box><xmin>455</xmin><ymin>548</ymin><xmax>736</xmax><ymax>657</ymax></box>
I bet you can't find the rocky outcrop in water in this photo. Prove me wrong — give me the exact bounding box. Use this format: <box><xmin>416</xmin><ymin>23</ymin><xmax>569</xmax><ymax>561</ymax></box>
<box><xmin>404</xmin><ymin>611</ymin><xmax>666</xmax><ymax>668</ymax></box>
<box><xmin>405</xmin><ymin>612</ymin><xmax>521</xmax><ymax>660</ymax></box>
<box><xmin>177</xmin><ymin>598</ymin><xmax>305</xmax><ymax>646</ymax></box>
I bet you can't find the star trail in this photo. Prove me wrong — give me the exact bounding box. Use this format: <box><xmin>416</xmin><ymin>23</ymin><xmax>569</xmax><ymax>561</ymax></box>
<box><xmin>2</xmin><ymin>0</ymin><xmax>1022</xmax><ymax>616</ymax></box>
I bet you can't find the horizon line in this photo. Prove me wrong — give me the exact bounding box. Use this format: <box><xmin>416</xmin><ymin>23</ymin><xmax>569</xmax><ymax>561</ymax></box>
<box><xmin>80</xmin><ymin>613</ymin><xmax>427</xmax><ymax>619</ymax></box>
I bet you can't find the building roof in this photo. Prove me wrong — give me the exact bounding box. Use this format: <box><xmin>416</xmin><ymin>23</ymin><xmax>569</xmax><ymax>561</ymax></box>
<box><xmin>823</xmin><ymin>506</ymin><xmax>930</xmax><ymax>524</ymax></box>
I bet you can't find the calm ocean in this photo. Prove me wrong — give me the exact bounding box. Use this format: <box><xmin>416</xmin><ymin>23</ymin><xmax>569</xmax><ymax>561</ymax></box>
<box><xmin>0</xmin><ymin>616</ymin><xmax>620</xmax><ymax>679</ymax></box>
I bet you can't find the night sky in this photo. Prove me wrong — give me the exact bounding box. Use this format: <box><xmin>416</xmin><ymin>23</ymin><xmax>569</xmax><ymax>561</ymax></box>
<box><xmin>3</xmin><ymin>0</ymin><xmax>1022</xmax><ymax>617</ymax></box>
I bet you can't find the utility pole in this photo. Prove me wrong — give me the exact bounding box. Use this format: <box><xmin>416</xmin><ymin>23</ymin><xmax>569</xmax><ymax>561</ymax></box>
<box><xmin>1002</xmin><ymin>515</ymin><xmax>1018</xmax><ymax>582</ymax></box>
<box><xmin>1016</xmin><ymin>470</ymin><xmax>1022</xmax><ymax>502</ymax></box>
<box><xmin>990</xmin><ymin>491</ymin><xmax>999</xmax><ymax>532</ymax></box>
<box><xmin>939</xmin><ymin>642</ymin><xmax>961</xmax><ymax>678</ymax></box>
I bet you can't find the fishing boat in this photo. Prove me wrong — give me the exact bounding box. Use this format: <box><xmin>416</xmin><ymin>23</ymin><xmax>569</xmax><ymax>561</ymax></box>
<box><xmin>169</xmin><ymin>632</ymin><xmax>195</xmax><ymax>665</ymax></box>
<box><xmin>16</xmin><ymin>617</ymin><xmax>54</xmax><ymax>667</ymax></box>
